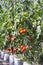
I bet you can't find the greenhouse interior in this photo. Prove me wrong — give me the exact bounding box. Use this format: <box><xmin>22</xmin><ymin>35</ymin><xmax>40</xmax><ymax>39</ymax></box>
<box><xmin>0</xmin><ymin>0</ymin><xmax>43</xmax><ymax>65</ymax></box>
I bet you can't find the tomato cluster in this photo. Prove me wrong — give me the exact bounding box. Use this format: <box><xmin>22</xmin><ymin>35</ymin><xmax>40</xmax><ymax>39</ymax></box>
<box><xmin>7</xmin><ymin>35</ymin><xmax>16</xmax><ymax>41</ymax></box>
<box><xmin>20</xmin><ymin>45</ymin><xmax>27</xmax><ymax>52</ymax></box>
<box><xmin>20</xmin><ymin>27</ymin><xmax>27</xmax><ymax>34</ymax></box>
<box><xmin>7</xmin><ymin>45</ymin><xmax>33</xmax><ymax>53</ymax></box>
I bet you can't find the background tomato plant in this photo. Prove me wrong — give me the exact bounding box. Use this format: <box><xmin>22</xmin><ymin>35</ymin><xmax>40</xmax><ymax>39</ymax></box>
<box><xmin>0</xmin><ymin>0</ymin><xmax>43</xmax><ymax>62</ymax></box>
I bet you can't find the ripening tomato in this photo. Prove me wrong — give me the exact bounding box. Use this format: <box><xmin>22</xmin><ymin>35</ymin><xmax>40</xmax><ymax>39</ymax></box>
<box><xmin>13</xmin><ymin>37</ymin><xmax>16</xmax><ymax>41</ymax></box>
<box><xmin>19</xmin><ymin>28</ymin><xmax>23</xmax><ymax>31</ymax></box>
<box><xmin>7</xmin><ymin>35</ymin><xmax>11</xmax><ymax>41</ymax></box>
<box><xmin>20</xmin><ymin>30</ymin><xmax>23</xmax><ymax>34</ymax></box>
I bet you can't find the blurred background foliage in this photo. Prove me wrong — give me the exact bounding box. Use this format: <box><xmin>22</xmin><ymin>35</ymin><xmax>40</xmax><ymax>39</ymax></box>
<box><xmin>0</xmin><ymin>0</ymin><xmax>43</xmax><ymax>51</ymax></box>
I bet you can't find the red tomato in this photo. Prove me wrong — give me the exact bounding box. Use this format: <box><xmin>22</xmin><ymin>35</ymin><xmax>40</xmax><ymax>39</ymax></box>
<box><xmin>22</xmin><ymin>29</ymin><xmax>26</xmax><ymax>33</ymax></box>
<box><xmin>7</xmin><ymin>48</ymin><xmax>11</xmax><ymax>51</ymax></box>
<box><xmin>13</xmin><ymin>48</ymin><xmax>18</xmax><ymax>53</ymax></box>
<box><xmin>21</xmin><ymin>46</ymin><xmax>26</xmax><ymax>52</ymax></box>
<box><xmin>20</xmin><ymin>45</ymin><xmax>24</xmax><ymax>49</ymax></box>
<box><xmin>23</xmin><ymin>46</ymin><xmax>26</xmax><ymax>50</ymax></box>
<box><xmin>14</xmin><ymin>37</ymin><xmax>16</xmax><ymax>41</ymax></box>
<box><xmin>20</xmin><ymin>29</ymin><xmax>26</xmax><ymax>34</ymax></box>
